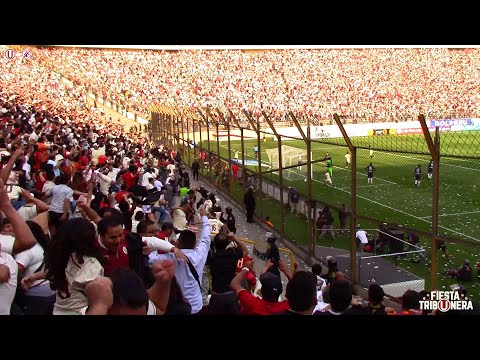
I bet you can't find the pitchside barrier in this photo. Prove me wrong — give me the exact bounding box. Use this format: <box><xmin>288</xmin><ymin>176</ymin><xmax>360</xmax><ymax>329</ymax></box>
<box><xmin>314</xmin><ymin>227</ymin><xmax>426</xmax><ymax>297</ymax></box>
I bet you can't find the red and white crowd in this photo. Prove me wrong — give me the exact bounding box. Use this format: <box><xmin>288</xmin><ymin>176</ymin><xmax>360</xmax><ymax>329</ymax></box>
<box><xmin>29</xmin><ymin>47</ymin><xmax>480</xmax><ymax>123</ymax></box>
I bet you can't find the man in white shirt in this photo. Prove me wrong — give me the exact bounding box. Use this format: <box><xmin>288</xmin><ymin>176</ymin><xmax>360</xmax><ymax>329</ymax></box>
<box><xmin>106</xmin><ymin>163</ymin><xmax>121</xmax><ymax>183</ymax></box>
<box><xmin>166</xmin><ymin>162</ymin><xmax>176</xmax><ymax>177</ymax></box>
<box><xmin>345</xmin><ymin>151</ymin><xmax>351</xmax><ymax>168</ymax></box>
<box><xmin>141</xmin><ymin>168</ymin><xmax>155</xmax><ymax>187</ymax></box>
<box><xmin>44</xmin><ymin>174</ymin><xmax>74</xmax><ymax>229</ymax></box>
<box><xmin>153</xmin><ymin>177</ymin><xmax>163</xmax><ymax>192</ymax></box>
<box><xmin>149</xmin><ymin>205</ymin><xmax>211</xmax><ymax>314</ymax></box>
<box><xmin>96</xmin><ymin>170</ymin><xmax>114</xmax><ymax>196</ymax></box>
<box><xmin>355</xmin><ymin>225</ymin><xmax>369</xmax><ymax>252</ymax></box>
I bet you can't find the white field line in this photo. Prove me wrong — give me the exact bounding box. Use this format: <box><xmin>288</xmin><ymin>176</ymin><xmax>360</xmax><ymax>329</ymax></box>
<box><xmin>293</xmin><ymin>170</ymin><xmax>480</xmax><ymax>243</ymax></box>
<box><xmin>338</xmin><ymin>183</ymin><xmax>392</xmax><ymax>190</ymax></box>
<box><xmin>376</xmin><ymin>150</ymin><xmax>480</xmax><ymax>172</ymax></box>
<box><xmin>419</xmin><ymin>210</ymin><xmax>480</xmax><ymax>219</ymax></box>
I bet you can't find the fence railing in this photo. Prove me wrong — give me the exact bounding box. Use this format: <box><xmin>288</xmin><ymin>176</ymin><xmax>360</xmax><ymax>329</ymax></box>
<box><xmin>151</xmin><ymin>107</ymin><xmax>480</xmax><ymax>303</ymax></box>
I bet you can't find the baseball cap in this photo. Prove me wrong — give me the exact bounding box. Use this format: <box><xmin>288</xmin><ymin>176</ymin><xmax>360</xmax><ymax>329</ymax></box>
<box><xmin>259</xmin><ymin>272</ymin><xmax>283</xmax><ymax>299</ymax></box>
<box><xmin>266</xmin><ymin>232</ymin><xmax>276</xmax><ymax>242</ymax></box>
<box><xmin>326</xmin><ymin>255</ymin><xmax>337</xmax><ymax>264</ymax></box>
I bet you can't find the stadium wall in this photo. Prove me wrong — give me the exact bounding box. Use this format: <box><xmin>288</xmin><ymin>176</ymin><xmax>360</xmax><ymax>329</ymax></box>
<box><xmin>182</xmin><ymin>119</ymin><xmax>480</xmax><ymax>141</ymax></box>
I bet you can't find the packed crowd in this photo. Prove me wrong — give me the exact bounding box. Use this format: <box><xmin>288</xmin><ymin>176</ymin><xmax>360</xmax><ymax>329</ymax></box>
<box><xmin>28</xmin><ymin>47</ymin><xmax>480</xmax><ymax>122</ymax></box>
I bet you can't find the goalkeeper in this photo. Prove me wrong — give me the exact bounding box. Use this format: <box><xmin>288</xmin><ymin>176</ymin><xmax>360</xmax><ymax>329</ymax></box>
<box><xmin>326</xmin><ymin>158</ymin><xmax>333</xmax><ymax>179</ymax></box>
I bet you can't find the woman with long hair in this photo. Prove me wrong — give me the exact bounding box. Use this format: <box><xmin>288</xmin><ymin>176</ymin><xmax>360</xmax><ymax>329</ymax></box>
<box><xmin>45</xmin><ymin>218</ymin><xmax>104</xmax><ymax>315</ymax></box>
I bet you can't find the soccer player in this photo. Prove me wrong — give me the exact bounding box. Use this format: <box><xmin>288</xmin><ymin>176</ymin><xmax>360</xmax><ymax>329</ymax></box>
<box><xmin>427</xmin><ymin>159</ymin><xmax>433</xmax><ymax>180</ymax></box>
<box><xmin>366</xmin><ymin>162</ymin><xmax>375</xmax><ymax>185</ymax></box>
<box><xmin>324</xmin><ymin>171</ymin><xmax>333</xmax><ymax>186</ymax></box>
<box><xmin>414</xmin><ymin>164</ymin><xmax>422</xmax><ymax>187</ymax></box>
<box><xmin>344</xmin><ymin>151</ymin><xmax>351</xmax><ymax>168</ymax></box>
<box><xmin>297</xmin><ymin>155</ymin><xmax>303</xmax><ymax>171</ymax></box>
<box><xmin>369</xmin><ymin>145</ymin><xmax>374</xmax><ymax>159</ymax></box>
<box><xmin>253</xmin><ymin>145</ymin><xmax>259</xmax><ymax>159</ymax></box>
<box><xmin>326</xmin><ymin>159</ymin><xmax>333</xmax><ymax>179</ymax></box>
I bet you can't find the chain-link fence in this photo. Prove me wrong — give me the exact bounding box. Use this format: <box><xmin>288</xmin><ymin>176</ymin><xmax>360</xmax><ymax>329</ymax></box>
<box><xmin>151</xmin><ymin>106</ymin><xmax>480</xmax><ymax>304</ymax></box>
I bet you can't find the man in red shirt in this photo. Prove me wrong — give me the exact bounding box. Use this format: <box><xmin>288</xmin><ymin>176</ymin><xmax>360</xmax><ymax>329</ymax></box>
<box><xmin>115</xmin><ymin>184</ymin><xmax>130</xmax><ymax>204</ymax></box>
<box><xmin>121</xmin><ymin>165</ymin><xmax>139</xmax><ymax>191</ymax></box>
<box><xmin>156</xmin><ymin>222</ymin><xmax>174</xmax><ymax>244</ymax></box>
<box><xmin>230</xmin><ymin>266</ymin><xmax>289</xmax><ymax>315</ymax></box>
<box><xmin>231</xmin><ymin>163</ymin><xmax>239</xmax><ymax>180</ymax></box>
<box><xmin>97</xmin><ymin>215</ymin><xmax>130</xmax><ymax>277</ymax></box>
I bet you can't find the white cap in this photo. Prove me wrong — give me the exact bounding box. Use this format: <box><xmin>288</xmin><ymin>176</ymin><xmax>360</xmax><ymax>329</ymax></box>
<box><xmin>55</xmin><ymin>154</ymin><xmax>64</xmax><ymax>162</ymax></box>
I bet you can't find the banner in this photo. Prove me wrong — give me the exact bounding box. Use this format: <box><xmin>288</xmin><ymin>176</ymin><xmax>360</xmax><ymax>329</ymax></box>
<box><xmin>430</xmin><ymin>119</ymin><xmax>473</xmax><ymax>127</ymax></box>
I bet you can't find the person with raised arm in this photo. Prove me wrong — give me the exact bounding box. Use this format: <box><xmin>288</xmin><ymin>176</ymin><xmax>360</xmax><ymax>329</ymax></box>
<box><xmin>149</xmin><ymin>204</ymin><xmax>211</xmax><ymax>314</ymax></box>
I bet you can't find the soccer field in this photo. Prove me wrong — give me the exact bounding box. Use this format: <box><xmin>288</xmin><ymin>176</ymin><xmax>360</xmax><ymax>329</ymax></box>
<box><xmin>206</xmin><ymin>133</ymin><xmax>480</xmax><ymax>243</ymax></box>
<box><xmin>202</xmin><ymin>132</ymin><xmax>480</xmax><ymax>297</ymax></box>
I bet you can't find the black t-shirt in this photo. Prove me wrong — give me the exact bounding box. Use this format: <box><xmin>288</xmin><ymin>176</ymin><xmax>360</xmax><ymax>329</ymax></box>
<box><xmin>208</xmin><ymin>247</ymin><xmax>244</xmax><ymax>293</ymax></box>
<box><xmin>122</xmin><ymin>211</ymin><xmax>133</xmax><ymax>232</ymax></box>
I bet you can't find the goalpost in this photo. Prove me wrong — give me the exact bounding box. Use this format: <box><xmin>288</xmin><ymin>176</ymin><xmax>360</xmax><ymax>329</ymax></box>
<box><xmin>266</xmin><ymin>145</ymin><xmax>313</xmax><ymax>181</ymax></box>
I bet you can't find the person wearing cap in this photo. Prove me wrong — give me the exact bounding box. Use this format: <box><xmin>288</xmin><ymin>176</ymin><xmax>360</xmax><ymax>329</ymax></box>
<box><xmin>262</xmin><ymin>233</ymin><xmax>280</xmax><ymax>277</ymax></box>
<box><xmin>230</xmin><ymin>261</ymin><xmax>290</xmax><ymax>315</ymax></box>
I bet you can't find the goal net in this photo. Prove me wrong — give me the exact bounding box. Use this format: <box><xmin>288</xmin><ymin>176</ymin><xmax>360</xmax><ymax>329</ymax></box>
<box><xmin>266</xmin><ymin>145</ymin><xmax>312</xmax><ymax>181</ymax></box>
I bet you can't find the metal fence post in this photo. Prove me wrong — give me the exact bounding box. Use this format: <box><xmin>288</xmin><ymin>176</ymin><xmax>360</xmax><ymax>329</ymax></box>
<box><xmin>263</xmin><ymin>111</ymin><xmax>285</xmax><ymax>237</ymax></box>
<box><xmin>289</xmin><ymin>112</ymin><xmax>313</xmax><ymax>257</ymax></box>
<box><xmin>333</xmin><ymin>113</ymin><xmax>358</xmax><ymax>284</ymax></box>
<box><xmin>419</xmin><ymin>114</ymin><xmax>440</xmax><ymax>291</ymax></box>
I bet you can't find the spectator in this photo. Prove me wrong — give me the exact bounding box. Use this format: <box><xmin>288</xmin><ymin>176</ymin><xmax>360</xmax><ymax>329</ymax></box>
<box><xmin>82</xmin><ymin>260</ymin><xmax>175</xmax><ymax>315</ymax></box>
<box><xmin>206</xmin><ymin>232</ymin><xmax>246</xmax><ymax>314</ymax></box>
<box><xmin>230</xmin><ymin>261</ymin><xmax>290</xmax><ymax>315</ymax></box>
<box><xmin>45</xmin><ymin>218</ymin><xmax>104</xmax><ymax>315</ymax></box>
<box><xmin>220</xmin><ymin>206</ymin><xmax>236</xmax><ymax>234</ymax></box>
<box><xmin>389</xmin><ymin>290</ymin><xmax>422</xmax><ymax>315</ymax></box>
<box><xmin>363</xmin><ymin>284</ymin><xmax>388</xmax><ymax>315</ymax></box>
<box><xmin>277</xmin><ymin>271</ymin><xmax>317</xmax><ymax>315</ymax></box>
<box><xmin>148</xmin><ymin>204</ymin><xmax>211</xmax><ymax>314</ymax></box>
